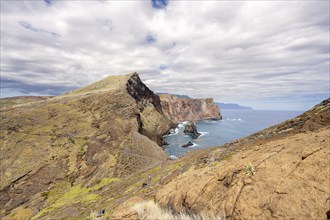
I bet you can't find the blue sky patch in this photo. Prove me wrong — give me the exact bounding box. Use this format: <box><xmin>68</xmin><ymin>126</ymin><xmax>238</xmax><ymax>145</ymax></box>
<box><xmin>159</xmin><ymin>64</ymin><xmax>169</xmax><ymax>70</ymax></box>
<box><xmin>19</xmin><ymin>21</ymin><xmax>39</xmax><ymax>32</ymax></box>
<box><xmin>19</xmin><ymin>21</ymin><xmax>60</xmax><ymax>37</ymax></box>
<box><xmin>151</xmin><ymin>0</ymin><xmax>168</xmax><ymax>9</ymax></box>
<box><xmin>146</xmin><ymin>34</ymin><xmax>156</xmax><ymax>44</ymax></box>
<box><xmin>44</xmin><ymin>0</ymin><xmax>53</xmax><ymax>6</ymax></box>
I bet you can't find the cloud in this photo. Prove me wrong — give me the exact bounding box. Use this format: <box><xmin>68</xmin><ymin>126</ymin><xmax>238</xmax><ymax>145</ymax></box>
<box><xmin>0</xmin><ymin>0</ymin><xmax>329</xmax><ymax>110</ymax></box>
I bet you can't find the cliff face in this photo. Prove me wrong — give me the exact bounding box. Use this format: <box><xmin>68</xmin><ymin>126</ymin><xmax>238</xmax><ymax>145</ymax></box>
<box><xmin>159</xmin><ymin>94</ymin><xmax>221</xmax><ymax>122</ymax></box>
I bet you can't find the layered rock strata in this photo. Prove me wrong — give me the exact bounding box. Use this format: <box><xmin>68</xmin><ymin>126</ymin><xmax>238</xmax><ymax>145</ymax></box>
<box><xmin>159</xmin><ymin>94</ymin><xmax>221</xmax><ymax>122</ymax></box>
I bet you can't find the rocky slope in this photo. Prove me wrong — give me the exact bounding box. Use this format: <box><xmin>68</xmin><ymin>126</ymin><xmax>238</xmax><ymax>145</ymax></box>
<box><xmin>155</xmin><ymin>98</ymin><xmax>330</xmax><ymax>219</ymax></box>
<box><xmin>159</xmin><ymin>94</ymin><xmax>221</xmax><ymax>122</ymax></box>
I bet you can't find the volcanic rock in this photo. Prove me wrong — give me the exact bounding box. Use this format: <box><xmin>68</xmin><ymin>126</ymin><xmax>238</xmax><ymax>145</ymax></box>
<box><xmin>159</xmin><ymin>94</ymin><xmax>221</xmax><ymax>122</ymax></box>
<box><xmin>184</xmin><ymin>121</ymin><xmax>201</xmax><ymax>138</ymax></box>
<box><xmin>181</xmin><ymin>141</ymin><xmax>194</xmax><ymax>148</ymax></box>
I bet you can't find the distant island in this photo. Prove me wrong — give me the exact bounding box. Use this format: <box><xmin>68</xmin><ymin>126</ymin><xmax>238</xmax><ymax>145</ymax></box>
<box><xmin>216</xmin><ymin>102</ymin><xmax>253</xmax><ymax>110</ymax></box>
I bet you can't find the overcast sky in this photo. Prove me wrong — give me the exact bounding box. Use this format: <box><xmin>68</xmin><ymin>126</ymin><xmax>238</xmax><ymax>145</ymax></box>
<box><xmin>1</xmin><ymin>0</ymin><xmax>329</xmax><ymax>110</ymax></box>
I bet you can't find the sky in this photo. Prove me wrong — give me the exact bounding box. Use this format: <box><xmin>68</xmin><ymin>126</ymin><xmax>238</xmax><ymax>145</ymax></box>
<box><xmin>0</xmin><ymin>0</ymin><xmax>329</xmax><ymax>110</ymax></box>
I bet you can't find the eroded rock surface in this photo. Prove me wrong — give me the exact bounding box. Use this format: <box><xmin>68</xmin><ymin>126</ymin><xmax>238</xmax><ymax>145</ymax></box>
<box><xmin>159</xmin><ymin>94</ymin><xmax>221</xmax><ymax>122</ymax></box>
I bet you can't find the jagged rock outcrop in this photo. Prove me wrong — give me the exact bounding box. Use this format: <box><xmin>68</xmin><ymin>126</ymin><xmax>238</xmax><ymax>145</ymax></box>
<box><xmin>159</xmin><ymin>94</ymin><xmax>221</xmax><ymax>122</ymax></box>
<box><xmin>183</xmin><ymin>121</ymin><xmax>201</xmax><ymax>138</ymax></box>
<box><xmin>0</xmin><ymin>73</ymin><xmax>171</xmax><ymax>219</ymax></box>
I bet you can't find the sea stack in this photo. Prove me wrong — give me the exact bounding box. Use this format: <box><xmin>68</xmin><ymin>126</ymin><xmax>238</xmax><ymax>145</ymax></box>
<box><xmin>183</xmin><ymin>121</ymin><xmax>201</xmax><ymax>138</ymax></box>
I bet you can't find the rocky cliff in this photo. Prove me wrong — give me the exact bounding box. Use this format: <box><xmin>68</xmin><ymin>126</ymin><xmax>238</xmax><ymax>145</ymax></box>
<box><xmin>159</xmin><ymin>94</ymin><xmax>221</xmax><ymax>122</ymax></box>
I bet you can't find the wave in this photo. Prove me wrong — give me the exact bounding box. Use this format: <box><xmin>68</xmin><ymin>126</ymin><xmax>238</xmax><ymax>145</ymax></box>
<box><xmin>223</xmin><ymin>118</ymin><xmax>244</xmax><ymax>122</ymax></box>
<box><xmin>169</xmin><ymin>155</ymin><xmax>178</xmax><ymax>160</ymax></box>
<box><xmin>199</xmin><ymin>131</ymin><xmax>209</xmax><ymax>137</ymax></box>
<box><xmin>163</xmin><ymin>128</ymin><xmax>179</xmax><ymax>137</ymax></box>
<box><xmin>190</xmin><ymin>143</ymin><xmax>199</xmax><ymax>148</ymax></box>
<box><xmin>202</xmin><ymin>120</ymin><xmax>218</xmax><ymax>123</ymax></box>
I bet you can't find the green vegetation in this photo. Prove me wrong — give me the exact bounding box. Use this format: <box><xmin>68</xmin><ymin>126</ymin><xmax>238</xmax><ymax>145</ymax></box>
<box><xmin>33</xmin><ymin>178</ymin><xmax>119</xmax><ymax>219</ymax></box>
<box><xmin>221</xmin><ymin>152</ymin><xmax>235</xmax><ymax>161</ymax></box>
<box><xmin>32</xmin><ymin>184</ymin><xmax>98</xmax><ymax>219</ymax></box>
<box><xmin>41</xmin><ymin>191</ymin><xmax>50</xmax><ymax>198</ymax></box>
<box><xmin>245</xmin><ymin>163</ymin><xmax>255</xmax><ymax>176</ymax></box>
<box><xmin>90</xmin><ymin>178</ymin><xmax>119</xmax><ymax>191</ymax></box>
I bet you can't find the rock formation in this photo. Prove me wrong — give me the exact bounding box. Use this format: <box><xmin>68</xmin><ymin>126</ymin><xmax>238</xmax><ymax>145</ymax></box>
<box><xmin>183</xmin><ymin>121</ymin><xmax>201</xmax><ymax>138</ymax></box>
<box><xmin>181</xmin><ymin>141</ymin><xmax>194</xmax><ymax>148</ymax></box>
<box><xmin>159</xmin><ymin>94</ymin><xmax>221</xmax><ymax>122</ymax></box>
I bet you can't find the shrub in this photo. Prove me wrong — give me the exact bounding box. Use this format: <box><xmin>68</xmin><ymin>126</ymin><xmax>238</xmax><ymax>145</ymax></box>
<box><xmin>245</xmin><ymin>163</ymin><xmax>255</xmax><ymax>176</ymax></box>
<box><xmin>41</xmin><ymin>191</ymin><xmax>50</xmax><ymax>198</ymax></box>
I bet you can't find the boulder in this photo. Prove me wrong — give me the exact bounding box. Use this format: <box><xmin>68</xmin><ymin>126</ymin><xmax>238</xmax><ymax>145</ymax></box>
<box><xmin>181</xmin><ymin>141</ymin><xmax>193</xmax><ymax>148</ymax></box>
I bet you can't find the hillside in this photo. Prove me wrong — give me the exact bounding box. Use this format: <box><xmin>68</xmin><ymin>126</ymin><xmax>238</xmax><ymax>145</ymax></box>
<box><xmin>0</xmin><ymin>96</ymin><xmax>52</xmax><ymax>109</ymax></box>
<box><xmin>0</xmin><ymin>73</ymin><xmax>172</xmax><ymax>219</ymax></box>
<box><xmin>0</xmin><ymin>73</ymin><xmax>220</xmax><ymax>219</ymax></box>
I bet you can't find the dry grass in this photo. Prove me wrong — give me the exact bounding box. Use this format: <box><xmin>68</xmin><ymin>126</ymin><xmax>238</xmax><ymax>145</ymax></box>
<box><xmin>133</xmin><ymin>200</ymin><xmax>224</xmax><ymax>220</ymax></box>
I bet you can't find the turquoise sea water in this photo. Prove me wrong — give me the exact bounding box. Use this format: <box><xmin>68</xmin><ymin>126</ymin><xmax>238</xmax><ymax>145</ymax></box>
<box><xmin>163</xmin><ymin>109</ymin><xmax>304</xmax><ymax>158</ymax></box>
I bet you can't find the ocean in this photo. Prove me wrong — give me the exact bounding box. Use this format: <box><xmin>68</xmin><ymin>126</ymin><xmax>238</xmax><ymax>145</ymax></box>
<box><xmin>163</xmin><ymin>109</ymin><xmax>304</xmax><ymax>158</ymax></box>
